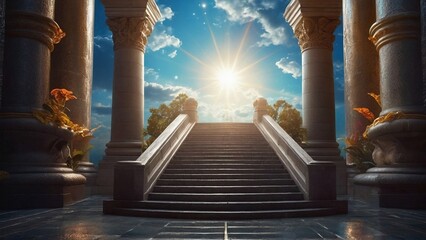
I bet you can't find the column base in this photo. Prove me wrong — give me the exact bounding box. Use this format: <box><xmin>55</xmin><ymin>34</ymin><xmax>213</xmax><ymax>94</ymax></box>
<box><xmin>76</xmin><ymin>162</ymin><xmax>97</xmax><ymax>185</ymax></box>
<box><xmin>304</xmin><ymin>141</ymin><xmax>347</xmax><ymax>195</ymax></box>
<box><xmin>0</xmin><ymin>172</ymin><xmax>86</xmax><ymax>209</ymax></box>
<box><xmin>354</xmin><ymin>167</ymin><xmax>426</xmax><ymax>209</ymax></box>
<box><xmin>0</xmin><ymin>117</ymin><xmax>87</xmax><ymax>208</ymax></box>
<box><xmin>95</xmin><ymin>141</ymin><xmax>142</xmax><ymax>195</ymax></box>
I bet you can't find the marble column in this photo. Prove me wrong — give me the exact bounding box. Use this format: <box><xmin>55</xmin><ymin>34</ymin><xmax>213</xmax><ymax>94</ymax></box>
<box><xmin>284</xmin><ymin>0</ymin><xmax>347</xmax><ymax>195</ymax></box>
<box><xmin>95</xmin><ymin>0</ymin><xmax>161</xmax><ymax>194</ymax></box>
<box><xmin>354</xmin><ymin>0</ymin><xmax>426</xmax><ymax>209</ymax></box>
<box><xmin>422</xmin><ymin>1</ymin><xmax>426</xmax><ymax>108</ymax></box>
<box><xmin>0</xmin><ymin>0</ymin><xmax>86</xmax><ymax>208</ymax></box>
<box><xmin>0</xmin><ymin>0</ymin><xmax>4</xmax><ymax>104</ymax></box>
<box><xmin>343</xmin><ymin>0</ymin><xmax>380</xmax><ymax>164</ymax></box>
<box><xmin>50</xmin><ymin>0</ymin><xmax>96</xmax><ymax>183</ymax></box>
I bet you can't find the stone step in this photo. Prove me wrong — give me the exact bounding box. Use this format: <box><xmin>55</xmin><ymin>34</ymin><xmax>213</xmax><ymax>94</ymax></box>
<box><xmin>155</xmin><ymin>178</ymin><xmax>295</xmax><ymax>186</ymax></box>
<box><xmin>106</xmin><ymin>207</ymin><xmax>337</xmax><ymax>220</ymax></box>
<box><xmin>172</xmin><ymin>155</ymin><xmax>280</xmax><ymax>160</ymax></box>
<box><xmin>105</xmin><ymin>200</ymin><xmax>345</xmax><ymax>212</ymax></box>
<box><xmin>166</xmin><ymin>163</ymin><xmax>284</xmax><ymax>169</ymax></box>
<box><xmin>163</xmin><ymin>168</ymin><xmax>286</xmax><ymax>174</ymax></box>
<box><xmin>148</xmin><ymin>192</ymin><xmax>305</xmax><ymax>202</ymax></box>
<box><xmin>152</xmin><ymin>185</ymin><xmax>300</xmax><ymax>193</ymax></box>
<box><xmin>159</xmin><ymin>173</ymin><xmax>291</xmax><ymax>179</ymax></box>
<box><xmin>176</xmin><ymin>147</ymin><xmax>274</xmax><ymax>152</ymax></box>
<box><xmin>174</xmin><ymin>150</ymin><xmax>276</xmax><ymax>154</ymax></box>
<box><xmin>169</xmin><ymin>159</ymin><xmax>281</xmax><ymax>165</ymax></box>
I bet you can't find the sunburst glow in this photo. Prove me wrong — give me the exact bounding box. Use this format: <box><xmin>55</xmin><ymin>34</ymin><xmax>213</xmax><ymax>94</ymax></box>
<box><xmin>217</xmin><ymin>68</ymin><xmax>238</xmax><ymax>90</ymax></box>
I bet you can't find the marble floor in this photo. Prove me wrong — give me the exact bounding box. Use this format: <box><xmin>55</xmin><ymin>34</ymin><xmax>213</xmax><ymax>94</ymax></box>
<box><xmin>1</xmin><ymin>196</ymin><xmax>426</xmax><ymax>239</ymax></box>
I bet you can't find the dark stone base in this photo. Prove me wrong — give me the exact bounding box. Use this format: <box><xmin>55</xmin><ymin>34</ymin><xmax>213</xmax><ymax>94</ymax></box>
<box><xmin>354</xmin><ymin>167</ymin><xmax>426</xmax><ymax>209</ymax></box>
<box><xmin>354</xmin><ymin>185</ymin><xmax>426</xmax><ymax>209</ymax></box>
<box><xmin>0</xmin><ymin>172</ymin><xmax>86</xmax><ymax>209</ymax></box>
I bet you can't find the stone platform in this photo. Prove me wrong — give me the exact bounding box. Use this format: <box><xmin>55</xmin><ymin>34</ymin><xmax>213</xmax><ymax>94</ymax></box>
<box><xmin>1</xmin><ymin>196</ymin><xmax>426</xmax><ymax>239</ymax></box>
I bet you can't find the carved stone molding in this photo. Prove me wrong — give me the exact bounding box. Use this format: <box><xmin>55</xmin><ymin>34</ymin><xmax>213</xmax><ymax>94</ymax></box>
<box><xmin>294</xmin><ymin>17</ymin><xmax>339</xmax><ymax>52</ymax></box>
<box><xmin>107</xmin><ymin>17</ymin><xmax>153</xmax><ymax>52</ymax></box>
<box><xmin>369</xmin><ymin>12</ymin><xmax>420</xmax><ymax>50</ymax></box>
<box><xmin>6</xmin><ymin>11</ymin><xmax>65</xmax><ymax>52</ymax></box>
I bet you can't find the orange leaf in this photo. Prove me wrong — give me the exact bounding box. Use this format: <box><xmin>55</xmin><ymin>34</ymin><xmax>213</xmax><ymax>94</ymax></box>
<box><xmin>368</xmin><ymin>92</ymin><xmax>381</xmax><ymax>107</ymax></box>
<box><xmin>353</xmin><ymin>107</ymin><xmax>375</xmax><ymax>122</ymax></box>
<box><xmin>50</xmin><ymin>88</ymin><xmax>77</xmax><ymax>104</ymax></box>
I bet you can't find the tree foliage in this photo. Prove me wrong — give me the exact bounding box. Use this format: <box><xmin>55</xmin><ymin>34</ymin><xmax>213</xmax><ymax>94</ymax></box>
<box><xmin>144</xmin><ymin>93</ymin><xmax>189</xmax><ymax>149</ymax></box>
<box><xmin>267</xmin><ymin>99</ymin><xmax>306</xmax><ymax>144</ymax></box>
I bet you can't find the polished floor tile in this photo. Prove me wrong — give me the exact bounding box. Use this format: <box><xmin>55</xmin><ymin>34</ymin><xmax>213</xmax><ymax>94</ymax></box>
<box><xmin>1</xmin><ymin>196</ymin><xmax>426</xmax><ymax>239</ymax></box>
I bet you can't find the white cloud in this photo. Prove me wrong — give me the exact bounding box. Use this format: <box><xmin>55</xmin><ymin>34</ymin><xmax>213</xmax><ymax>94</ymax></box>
<box><xmin>148</xmin><ymin>30</ymin><xmax>182</xmax><ymax>51</ymax></box>
<box><xmin>275</xmin><ymin>58</ymin><xmax>301</xmax><ymax>79</ymax></box>
<box><xmin>94</xmin><ymin>35</ymin><xmax>112</xmax><ymax>48</ymax></box>
<box><xmin>159</xmin><ymin>6</ymin><xmax>174</xmax><ymax>22</ymax></box>
<box><xmin>145</xmin><ymin>68</ymin><xmax>160</xmax><ymax>81</ymax></box>
<box><xmin>168</xmin><ymin>50</ymin><xmax>178</xmax><ymax>58</ymax></box>
<box><xmin>144</xmin><ymin>81</ymin><xmax>199</xmax><ymax>102</ymax></box>
<box><xmin>214</xmin><ymin>0</ymin><xmax>286</xmax><ymax>46</ymax></box>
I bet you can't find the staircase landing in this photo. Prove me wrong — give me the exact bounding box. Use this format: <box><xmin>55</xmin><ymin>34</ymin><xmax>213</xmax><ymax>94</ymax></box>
<box><xmin>104</xmin><ymin>123</ymin><xmax>347</xmax><ymax>219</ymax></box>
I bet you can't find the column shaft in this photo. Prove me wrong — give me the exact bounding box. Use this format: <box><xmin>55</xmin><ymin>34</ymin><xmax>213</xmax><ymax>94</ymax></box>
<box><xmin>50</xmin><ymin>0</ymin><xmax>96</xmax><ymax>180</ymax></box>
<box><xmin>0</xmin><ymin>0</ymin><xmax>4</xmax><ymax>104</ymax></box>
<box><xmin>302</xmin><ymin>48</ymin><xmax>336</xmax><ymax>143</ymax></box>
<box><xmin>343</xmin><ymin>0</ymin><xmax>380</xmax><ymax>158</ymax></box>
<box><xmin>1</xmin><ymin>0</ymin><xmax>56</xmax><ymax>112</ymax></box>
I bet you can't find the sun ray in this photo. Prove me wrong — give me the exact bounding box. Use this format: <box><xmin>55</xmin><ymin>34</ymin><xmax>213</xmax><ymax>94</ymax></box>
<box><xmin>232</xmin><ymin>21</ymin><xmax>253</xmax><ymax>70</ymax></box>
<box><xmin>180</xmin><ymin>48</ymin><xmax>211</xmax><ymax>69</ymax></box>
<box><xmin>206</xmin><ymin>20</ymin><xmax>226</xmax><ymax>70</ymax></box>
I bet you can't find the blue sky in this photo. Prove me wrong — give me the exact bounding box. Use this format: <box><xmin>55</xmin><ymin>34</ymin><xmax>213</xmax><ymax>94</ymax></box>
<box><xmin>90</xmin><ymin>0</ymin><xmax>345</xmax><ymax>164</ymax></box>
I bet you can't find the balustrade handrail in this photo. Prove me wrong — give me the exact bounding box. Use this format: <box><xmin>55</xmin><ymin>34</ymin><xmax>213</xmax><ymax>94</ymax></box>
<box><xmin>255</xmin><ymin>115</ymin><xmax>336</xmax><ymax>200</ymax></box>
<box><xmin>113</xmin><ymin>114</ymin><xmax>195</xmax><ymax>201</ymax></box>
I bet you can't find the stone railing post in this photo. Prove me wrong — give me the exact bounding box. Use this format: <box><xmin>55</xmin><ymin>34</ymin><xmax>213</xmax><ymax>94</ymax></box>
<box><xmin>0</xmin><ymin>0</ymin><xmax>86</xmax><ymax>208</ymax></box>
<box><xmin>253</xmin><ymin>97</ymin><xmax>268</xmax><ymax>123</ymax></box>
<box><xmin>50</xmin><ymin>0</ymin><xmax>96</xmax><ymax>184</ymax></box>
<box><xmin>354</xmin><ymin>0</ymin><xmax>426</xmax><ymax>208</ymax></box>
<box><xmin>183</xmin><ymin>98</ymin><xmax>198</xmax><ymax>123</ymax></box>
<box><xmin>95</xmin><ymin>0</ymin><xmax>161</xmax><ymax>194</ymax></box>
<box><xmin>284</xmin><ymin>0</ymin><xmax>347</xmax><ymax>195</ymax></box>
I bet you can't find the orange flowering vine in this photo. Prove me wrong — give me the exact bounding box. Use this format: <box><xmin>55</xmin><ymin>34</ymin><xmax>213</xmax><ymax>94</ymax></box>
<box><xmin>33</xmin><ymin>88</ymin><xmax>99</xmax><ymax>170</ymax></box>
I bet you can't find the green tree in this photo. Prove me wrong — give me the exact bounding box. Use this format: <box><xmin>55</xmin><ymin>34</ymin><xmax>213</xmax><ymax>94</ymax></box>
<box><xmin>267</xmin><ymin>99</ymin><xmax>306</xmax><ymax>144</ymax></box>
<box><xmin>144</xmin><ymin>93</ymin><xmax>189</xmax><ymax>149</ymax></box>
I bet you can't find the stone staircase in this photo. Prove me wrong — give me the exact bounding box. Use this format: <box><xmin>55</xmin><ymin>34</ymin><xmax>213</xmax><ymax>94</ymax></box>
<box><xmin>105</xmin><ymin>123</ymin><xmax>346</xmax><ymax>219</ymax></box>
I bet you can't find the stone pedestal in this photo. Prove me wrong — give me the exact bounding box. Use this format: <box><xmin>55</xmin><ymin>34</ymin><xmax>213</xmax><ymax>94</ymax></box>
<box><xmin>0</xmin><ymin>0</ymin><xmax>86</xmax><ymax>209</ymax></box>
<box><xmin>183</xmin><ymin>98</ymin><xmax>198</xmax><ymax>122</ymax></box>
<box><xmin>252</xmin><ymin>98</ymin><xmax>268</xmax><ymax>123</ymax></box>
<box><xmin>50</xmin><ymin>0</ymin><xmax>96</xmax><ymax>185</ymax></box>
<box><xmin>343</xmin><ymin>0</ymin><xmax>380</xmax><ymax>164</ymax></box>
<box><xmin>284</xmin><ymin>1</ymin><xmax>347</xmax><ymax>195</ymax></box>
<box><xmin>354</xmin><ymin>0</ymin><xmax>426</xmax><ymax>209</ymax></box>
<box><xmin>95</xmin><ymin>0</ymin><xmax>161</xmax><ymax>194</ymax></box>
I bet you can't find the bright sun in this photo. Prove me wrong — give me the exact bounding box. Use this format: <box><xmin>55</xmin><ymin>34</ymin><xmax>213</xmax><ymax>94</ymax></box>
<box><xmin>217</xmin><ymin>68</ymin><xmax>238</xmax><ymax>89</ymax></box>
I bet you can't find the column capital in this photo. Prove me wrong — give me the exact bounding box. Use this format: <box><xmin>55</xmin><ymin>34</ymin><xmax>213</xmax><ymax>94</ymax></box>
<box><xmin>107</xmin><ymin>17</ymin><xmax>152</xmax><ymax>52</ymax></box>
<box><xmin>294</xmin><ymin>16</ymin><xmax>339</xmax><ymax>52</ymax></box>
